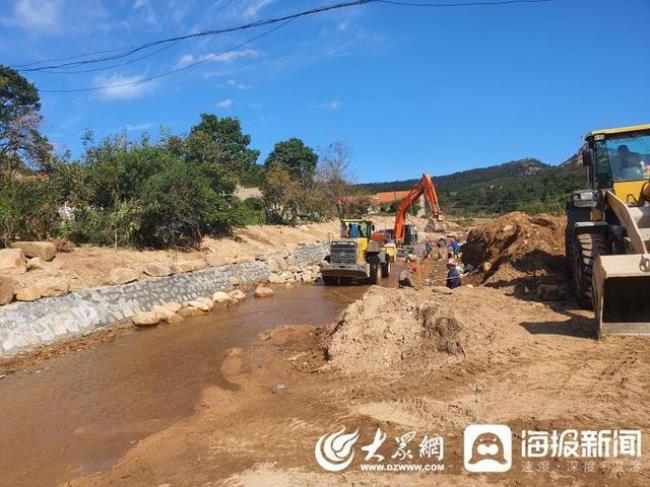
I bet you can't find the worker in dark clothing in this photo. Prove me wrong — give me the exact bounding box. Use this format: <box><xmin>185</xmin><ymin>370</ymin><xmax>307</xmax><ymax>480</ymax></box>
<box><xmin>446</xmin><ymin>258</ymin><xmax>461</xmax><ymax>289</ymax></box>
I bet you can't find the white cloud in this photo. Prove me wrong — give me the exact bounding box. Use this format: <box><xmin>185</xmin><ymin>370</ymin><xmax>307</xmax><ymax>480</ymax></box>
<box><xmin>227</xmin><ymin>79</ymin><xmax>251</xmax><ymax>90</ymax></box>
<box><xmin>244</xmin><ymin>0</ymin><xmax>276</xmax><ymax>18</ymax></box>
<box><xmin>176</xmin><ymin>49</ymin><xmax>262</xmax><ymax>68</ymax></box>
<box><xmin>321</xmin><ymin>100</ymin><xmax>341</xmax><ymax>111</ymax></box>
<box><xmin>217</xmin><ymin>99</ymin><xmax>233</xmax><ymax>108</ymax></box>
<box><xmin>13</xmin><ymin>0</ymin><xmax>62</xmax><ymax>28</ymax></box>
<box><xmin>94</xmin><ymin>74</ymin><xmax>156</xmax><ymax>100</ymax></box>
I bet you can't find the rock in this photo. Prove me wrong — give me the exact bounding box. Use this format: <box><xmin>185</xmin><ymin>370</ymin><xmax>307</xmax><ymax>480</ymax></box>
<box><xmin>432</xmin><ymin>286</ymin><xmax>453</xmax><ymax>295</ymax></box>
<box><xmin>301</xmin><ymin>272</ymin><xmax>313</xmax><ymax>283</ymax></box>
<box><xmin>268</xmin><ymin>257</ymin><xmax>288</xmax><ymax>273</ymax></box>
<box><xmin>272</xmin><ymin>383</ymin><xmax>287</xmax><ymax>394</ymax></box>
<box><xmin>229</xmin><ymin>276</ymin><xmax>241</xmax><ymax>286</ymax></box>
<box><xmin>178</xmin><ymin>306</ymin><xmax>204</xmax><ymax>317</ymax></box>
<box><xmin>166</xmin><ymin>313</ymin><xmax>184</xmax><ymax>324</ymax></box>
<box><xmin>172</xmin><ymin>259</ymin><xmax>207</xmax><ymax>274</ymax></box>
<box><xmin>15</xmin><ymin>286</ymin><xmax>41</xmax><ymax>302</ymax></box>
<box><xmin>481</xmin><ymin>262</ymin><xmax>493</xmax><ymax>272</ymax></box>
<box><xmin>0</xmin><ymin>277</ymin><xmax>15</xmax><ymax>305</ymax></box>
<box><xmin>26</xmin><ymin>257</ymin><xmax>45</xmax><ymax>271</ymax></box>
<box><xmin>186</xmin><ymin>297</ymin><xmax>213</xmax><ymax>312</ymax></box>
<box><xmin>143</xmin><ymin>262</ymin><xmax>173</xmax><ymax>277</ymax></box>
<box><xmin>267</xmin><ymin>274</ymin><xmax>286</xmax><ymax>284</ymax></box>
<box><xmin>229</xmin><ymin>289</ymin><xmax>246</xmax><ymax>302</ymax></box>
<box><xmin>53</xmin><ymin>238</ymin><xmax>75</xmax><ymax>253</ymax></box>
<box><xmin>132</xmin><ymin>310</ymin><xmax>160</xmax><ymax>327</ymax></box>
<box><xmin>254</xmin><ymin>286</ymin><xmax>275</xmax><ymax>298</ymax></box>
<box><xmin>36</xmin><ymin>277</ymin><xmax>70</xmax><ymax>298</ymax></box>
<box><xmin>0</xmin><ymin>249</ymin><xmax>26</xmax><ymax>273</ymax></box>
<box><xmin>11</xmin><ymin>241</ymin><xmax>57</xmax><ymax>261</ymax></box>
<box><xmin>212</xmin><ymin>291</ymin><xmax>232</xmax><ymax>306</ymax></box>
<box><xmin>109</xmin><ymin>267</ymin><xmax>140</xmax><ymax>285</ymax></box>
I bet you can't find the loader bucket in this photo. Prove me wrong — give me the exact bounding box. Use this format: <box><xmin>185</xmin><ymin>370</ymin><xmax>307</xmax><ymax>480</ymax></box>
<box><xmin>593</xmin><ymin>254</ymin><xmax>650</xmax><ymax>337</ymax></box>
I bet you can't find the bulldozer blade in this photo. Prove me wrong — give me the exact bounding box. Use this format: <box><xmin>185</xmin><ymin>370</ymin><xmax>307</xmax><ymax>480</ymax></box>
<box><xmin>593</xmin><ymin>254</ymin><xmax>650</xmax><ymax>337</ymax></box>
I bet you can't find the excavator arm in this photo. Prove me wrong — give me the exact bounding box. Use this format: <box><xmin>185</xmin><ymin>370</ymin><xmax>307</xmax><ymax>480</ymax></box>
<box><xmin>393</xmin><ymin>174</ymin><xmax>443</xmax><ymax>243</ymax></box>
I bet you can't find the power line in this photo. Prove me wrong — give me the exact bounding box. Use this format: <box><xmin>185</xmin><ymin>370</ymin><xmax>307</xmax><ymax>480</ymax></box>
<box><xmin>18</xmin><ymin>0</ymin><xmax>374</xmax><ymax>72</ymax></box>
<box><xmin>17</xmin><ymin>0</ymin><xmax>552</xmax><ymax>73</ymax></box>
<box><xmin>40</xmin><ymin>20</ymin><xmax>294</xmax><ymax>93</ymax></box>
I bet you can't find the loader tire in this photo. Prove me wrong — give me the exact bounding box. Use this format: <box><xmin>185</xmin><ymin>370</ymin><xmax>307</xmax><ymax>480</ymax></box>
<box><xmin>323</xmin><ymin>276</ymin><xmax>337</xmax><ymax>286</ymax></box>
<box><xmin>572</xmin><ymin>232</ymin><xmax>608</xmax><ymax>310</ymax></box>
<box><xmin>368</xmin><ymin>260</ymin><xmax>379</xmax><ymax>285</ymax></box>
<box><xmin>381</xmin><ymin>260</ymin><xmax>391</xmax><ymax>278</ymax></box>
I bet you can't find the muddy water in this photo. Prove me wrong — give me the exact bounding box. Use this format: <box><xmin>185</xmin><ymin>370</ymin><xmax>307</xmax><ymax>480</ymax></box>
<box><xmin>0</xmin><ymin>282</ymin><xmax>375</xmax><ymax>487</ymax></box>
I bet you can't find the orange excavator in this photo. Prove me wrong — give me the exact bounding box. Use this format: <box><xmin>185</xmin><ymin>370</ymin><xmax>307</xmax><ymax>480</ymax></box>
<box><xmin>393</xmin><ymin>173</ymin><xmax>443</xmax><ymax>244</ymax></box>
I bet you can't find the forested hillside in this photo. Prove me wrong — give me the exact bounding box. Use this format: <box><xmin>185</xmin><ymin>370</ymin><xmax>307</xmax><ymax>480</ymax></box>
<box><xmin>356</xmin><ymin>157</ymin><xmax>585</xmax><ymax>215</ymax></box>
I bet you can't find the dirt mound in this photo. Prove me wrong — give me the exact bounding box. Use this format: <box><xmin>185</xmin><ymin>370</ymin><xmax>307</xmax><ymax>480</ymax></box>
<box><xmin>326</xmin><ymin>287</ymin><xmax>464</xmax><ymax>376</ymax></box>
<box><xmin>462</xmin><ymin>212</ymin><xmax>566</xmax><ymax>288</ymax></box>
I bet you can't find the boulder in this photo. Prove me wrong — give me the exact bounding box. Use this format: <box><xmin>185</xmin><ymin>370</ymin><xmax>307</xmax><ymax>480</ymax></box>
<box><xmin>268</xmin><ymin>274</ymin><xmax>286</xmax><ymax>284</ymax></box>
<box><xmin>36</xmin><ymin>277</ymin><xmax>70</xmax><ymax>298</ymax></box>
<box><xmin>229</xmin><ymin>289</ymin><xmax>246</xmax><ymax>302</ymax></box>
<box><xmin>15</xmin><ymin>286</ymin><xmax>41</xmax><ymax>302</ymax></box>
<box><xmin>178</xmin><ymin>306</ymin><xmax>204</xmax><ymax>317</ymax></box>
<box><xmin>26</xmin><ymin>257</ymin><xmax>45</xmax><ymax>271</ymax></box>
<box><xmin>166</xmin><ymin>313</ymin><xmax>184</xmax><ymax>324</ymax></box>
<box><xmin>11</xmin><ymin>241</ymin><xmax>57</xmax><ymax>261</ymax></box>
<box><xmin>159</xmin><ymin>301</ymin><xmax>182</xmax><ymax>314</ymax></box>
<box><xmin>185</xmin><ymin>297</ymin><xmax>213</xmax><ymax>312</ymax></box>
<box><xmin>0</xmin><ymin>277</ymin><xmax>15</xmax><ymax>305</ymax></box>
<box><xmin>143</xmin><ymin>262</ymin><xmax>173</xmax><ymax>278</ymax></box>
<box><xmin>0</xmin><ymin>249</ymin><xmax>26</xmax><ymax>273</ymax></box>
<box><xmin>109</xmin><ymin>268</ymin><xmax>140</xmax><ymax>285</ymax></box>
<box><xmin>172</xmin><ymin>259</ymin><xmax>207</xmax><ymax>274</ymax></box>
<box><xmin>229</xmin><ymin>276</ymin><xmax>241</xmax><ymax>286</ymax></box>
<box><xmin>268</xmin><ymin>257</ymin><xmax>288</xmax><ymax>273</ymax></box>
<box><xmin>254</xmin><ymin>286</ymin><xmax>275</xmax><ymax>298</ymax></box>
<box><xmin>132</xmin><ymin>310</ymin><xmax>160</xmax><ymax>327</ymax></box>
<box><xmin>212</xmin><ymin>291</ymin><xmax>232</xmax><ymax>306</ymax></box>
<box><xmin>481</xmin><ymin>262</ymin><xmax>493</xmax><ymax>272</ymax></box>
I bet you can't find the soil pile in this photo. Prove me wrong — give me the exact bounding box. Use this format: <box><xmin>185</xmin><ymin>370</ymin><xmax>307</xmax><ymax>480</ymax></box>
<box><xmin>462</xmin><ymin>212</ymin><xmax>566</xmax><ymax>288</ymax></box>
<box><xmin>326</xmin><ymin>286</ymin><xmax>464</xmax><ymax>376</ymax></box>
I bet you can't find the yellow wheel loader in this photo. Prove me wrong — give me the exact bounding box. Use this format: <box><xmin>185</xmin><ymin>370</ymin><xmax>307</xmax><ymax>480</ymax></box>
<box><xmin>321</xmin><ymin>219</ymin><xmax>396</xmax><ymax>285</ymax></box>
<box><xmin>567</xmin><ymin>124</ymin><xmax>650</xmax><ymax>336</ymax></box>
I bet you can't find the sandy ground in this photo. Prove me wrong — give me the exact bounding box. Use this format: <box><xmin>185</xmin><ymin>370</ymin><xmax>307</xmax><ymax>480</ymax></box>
<box><xmin>3</xmin><ymin>214</ymin><xmax>442</xmax><ymax>295</ymax></box>
<box><xmin>67</xmin><ymin>252</ymin><xmax>650</xmax><ymax>486</ymax></box>
<box><xmin>4</xmin><ymin>222</ymin><xmax>340</xmax><ymax>293</ymax></box>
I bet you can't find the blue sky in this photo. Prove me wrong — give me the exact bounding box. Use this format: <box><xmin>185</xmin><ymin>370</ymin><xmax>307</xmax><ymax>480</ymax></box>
<box><xmin>2</xmin><ymin>0</ymin><xmax>649</xmax><ymax>182</ymax></box>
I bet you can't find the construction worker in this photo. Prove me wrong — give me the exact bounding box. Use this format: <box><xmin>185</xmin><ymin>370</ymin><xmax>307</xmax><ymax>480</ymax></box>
<box><xmin>424</xmin><ymin>238</ymin><xmax>433</xmax><ymax>259</ymax></box>
<box><xmin>446</xmin><ymin>258</ymin><xmax>461</xmax><ymax>289</ymax></box>
<box><xmin>450</xmin><ymin>238</ymin><xmax>460</xmax><ymax>259</ymax></box>
<box><xmin>399</xmin><ymin>255</ymin><xmax>419</xmax><ymax>288</ymax></box>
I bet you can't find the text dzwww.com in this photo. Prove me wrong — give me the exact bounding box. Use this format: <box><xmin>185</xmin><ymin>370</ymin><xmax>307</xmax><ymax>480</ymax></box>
<box><xmin>359</xmin><ymin>463</ymin><xmax>445</xmax><ymax>472</ymax></box>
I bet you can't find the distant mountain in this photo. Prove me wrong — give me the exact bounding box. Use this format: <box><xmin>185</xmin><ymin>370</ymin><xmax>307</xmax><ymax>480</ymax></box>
<box><xmin>355</xmin><ymin>157</ymin><xmax>585</xmax><ymax>215</ymax></box>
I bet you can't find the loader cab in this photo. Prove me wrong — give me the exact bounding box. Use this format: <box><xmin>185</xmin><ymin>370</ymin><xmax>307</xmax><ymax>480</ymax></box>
<box><xmin>580</xmin><ymin>126</ymin><xmax>650</xmax><ymax>203</ymax></box>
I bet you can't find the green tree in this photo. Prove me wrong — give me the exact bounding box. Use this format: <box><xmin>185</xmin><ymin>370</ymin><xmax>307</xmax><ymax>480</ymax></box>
<box><xmin>184</xmin><ymin>113</ymin><xmax>260</xmax><ymax>178</ymax></box>
<box><xmin>0</xmin><ymin>65</ymin><xmax>52</xmax><ymax>179</ymax></box>
<box><xmin>265</xmin><ymin>138</ymin><xmax>318</xmax><ymax>181</ymax></box>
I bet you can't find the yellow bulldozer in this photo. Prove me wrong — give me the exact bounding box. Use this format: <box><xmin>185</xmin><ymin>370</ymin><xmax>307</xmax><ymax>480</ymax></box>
<box><xmin>321</xmin><ymin>219</ymin><xmax>396</xmax><ymax>285</ymax></box>
<box><xmin>566</xmin><ymin>123</ymin><xmax>650</xmax><ymax>336</ymax></box>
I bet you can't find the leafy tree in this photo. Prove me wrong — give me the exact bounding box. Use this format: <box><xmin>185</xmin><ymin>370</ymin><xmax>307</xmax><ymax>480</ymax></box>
<box><xmin>0</xmin><ymin>65</ymin><xmax>51</xmax><ymax>179</ymax></box>
<box><xmin>265</xmin><ymin>138</ymin><xmax>318</xmax><ymax>181</ymax></box>
<box><xmin>317</xmin><ymin>140</ymin><xmax>352</xmax><ymax>218</ymax></box>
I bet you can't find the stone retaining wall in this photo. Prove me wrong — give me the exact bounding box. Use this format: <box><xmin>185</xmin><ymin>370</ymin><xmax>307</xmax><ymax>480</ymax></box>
<box><xmin>0</xmin><ymin>242</ymin><xmax>328</xmax><ymax>357</ymax></box>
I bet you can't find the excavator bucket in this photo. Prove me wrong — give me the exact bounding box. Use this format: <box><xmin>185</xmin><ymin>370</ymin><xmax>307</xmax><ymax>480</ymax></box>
<box><xmin>593</xmin><ymin>254</ymin><xmax>650</xmax><ymax>337</ymax></box>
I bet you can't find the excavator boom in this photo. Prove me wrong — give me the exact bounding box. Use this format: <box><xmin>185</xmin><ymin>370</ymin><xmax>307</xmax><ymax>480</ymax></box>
<box><xmin>393</xmin><ymin>174</ymin><xmax>443</xmax><ymax>243</ymax></box>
